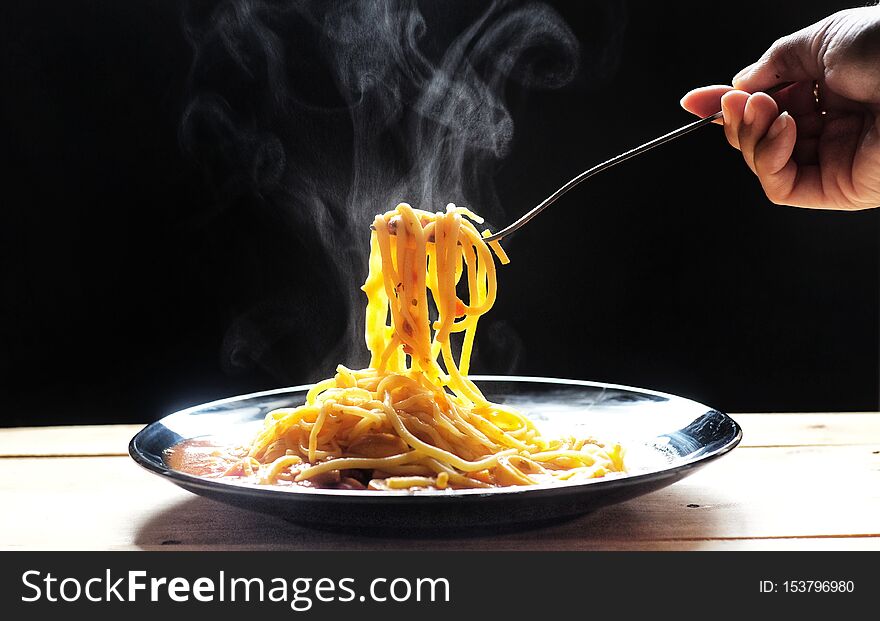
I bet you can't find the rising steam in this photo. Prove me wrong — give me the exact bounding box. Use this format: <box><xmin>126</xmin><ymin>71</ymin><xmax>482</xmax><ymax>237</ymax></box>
<box><xmin>181</xmin><ymin>0</ymin><xmax>580</xmax><ymax>382</ymax></box>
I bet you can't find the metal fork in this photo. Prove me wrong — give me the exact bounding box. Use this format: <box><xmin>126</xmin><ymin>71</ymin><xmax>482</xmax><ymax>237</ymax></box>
<box><xmin>482</xmin><ymin>82</ymin><xmax>793</xmax><ymax>243</ymax></box>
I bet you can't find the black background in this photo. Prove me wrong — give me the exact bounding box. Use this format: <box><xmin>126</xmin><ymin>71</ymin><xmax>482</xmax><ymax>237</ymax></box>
<box><xmin>1</xmin><ymin>0</ymin><xmax>877</xmax><ymax>427</ymax></box>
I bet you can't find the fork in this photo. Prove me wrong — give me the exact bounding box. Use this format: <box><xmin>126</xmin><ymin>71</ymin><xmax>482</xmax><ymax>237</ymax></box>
<box><xmin>481</xmin><ymin>82</ymin><xmax>794</xmax><ymax>243</ymax></box>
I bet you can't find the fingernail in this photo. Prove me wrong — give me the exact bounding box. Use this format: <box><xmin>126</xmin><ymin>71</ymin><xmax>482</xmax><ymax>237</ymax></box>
<box><xmin>743</xmin><ymin>96</ymin><xmax>756</xmax><ymax>125</ymax></box>
<box><xmin>679</xmin><ymin>87</ymin><xmax>701</xmax><ymax>111</ymax></box>
<box><xmin>767</xmin><ymin>112</ymin><xmax>790</xmax><ymax>140</ymax></box>
<box><xmin>732</xmin><ymin>63</ymin><xmax>754</xmax><ymax>86</ymax></box>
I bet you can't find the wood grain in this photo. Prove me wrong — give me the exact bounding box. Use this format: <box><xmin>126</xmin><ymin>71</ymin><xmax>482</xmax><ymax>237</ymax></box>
<box><xmin>0</xmin><ymin>424</ymin><xmax>143</xmax><ymax>457</ymax></box>
<box><xmin>734</xmin><ymin>412</ymin><xmax>880</xmax><ymax>447</ymax></box>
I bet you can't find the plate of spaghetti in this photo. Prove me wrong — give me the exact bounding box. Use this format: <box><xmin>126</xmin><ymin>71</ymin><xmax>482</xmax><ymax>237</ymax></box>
<box><xmin>130</xmin><ymin>203</ymin><xmax>741</xmax><ymax>528</ymax></box>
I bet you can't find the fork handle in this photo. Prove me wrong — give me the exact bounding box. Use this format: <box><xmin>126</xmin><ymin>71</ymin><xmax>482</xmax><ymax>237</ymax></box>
<box><xmin>483</xmin><ymin>82</ymin><xmax>793</xmax><ymax>243</ymax></box>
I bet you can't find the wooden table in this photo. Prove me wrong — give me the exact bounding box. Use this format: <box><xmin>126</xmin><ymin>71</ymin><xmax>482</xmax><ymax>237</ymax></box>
<box><xmin>2</xmin><ymin>414</ymin><xmax>878</xmax><ymax>551</ymax></box>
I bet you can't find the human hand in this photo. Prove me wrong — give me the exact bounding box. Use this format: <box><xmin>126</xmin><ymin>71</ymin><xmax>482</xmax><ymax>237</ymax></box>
<box><xmin>680</xmin><ymin>7</ymin><xmax>880</xmax><ymax>210</ymax></box>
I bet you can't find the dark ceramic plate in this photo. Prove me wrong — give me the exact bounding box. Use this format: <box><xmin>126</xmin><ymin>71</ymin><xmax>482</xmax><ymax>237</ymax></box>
<box><xmin>130</xmin><ymin>376</ymin><xmax>741</xmax><ymax>529</ymax></box>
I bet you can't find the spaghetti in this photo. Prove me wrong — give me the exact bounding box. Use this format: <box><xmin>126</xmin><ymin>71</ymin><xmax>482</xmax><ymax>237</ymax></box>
<box><xmin>174</xmin><ymin>203</ymin><xmax>624</xmax><ymax>491</ymax></box>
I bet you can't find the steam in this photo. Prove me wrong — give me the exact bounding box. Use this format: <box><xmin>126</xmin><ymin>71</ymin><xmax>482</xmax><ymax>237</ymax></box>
<box><xmin>181</xmin><ymin>0</ymin><xmax>580</xmax><ymax>382</ymax></box>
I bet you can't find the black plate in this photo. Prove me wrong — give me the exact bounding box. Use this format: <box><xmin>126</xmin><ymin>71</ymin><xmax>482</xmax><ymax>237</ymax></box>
<box><xmin>130</xmin><ymin>376</ymin><xmax>741</xmax><ymax>529</ymax></box>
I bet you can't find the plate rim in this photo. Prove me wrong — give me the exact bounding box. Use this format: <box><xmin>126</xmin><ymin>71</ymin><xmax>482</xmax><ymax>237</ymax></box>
<box><xmin>129</xmin><ymin>375</ymin><xmax>742</xmax><ymax>502</ymax></box>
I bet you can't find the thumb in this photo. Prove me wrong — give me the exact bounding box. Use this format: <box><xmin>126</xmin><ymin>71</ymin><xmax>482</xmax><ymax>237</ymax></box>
<box><xmin>732</xmin><ymin>20</ymin><xmax>827</xmax><ymax>92</ymax></box>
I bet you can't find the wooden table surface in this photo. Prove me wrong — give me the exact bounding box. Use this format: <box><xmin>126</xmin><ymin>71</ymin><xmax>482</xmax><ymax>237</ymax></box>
<box><xmin>2</xmin><ymin>414</ymin><xmax>879</xmax><ymax>551</ymax></box>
